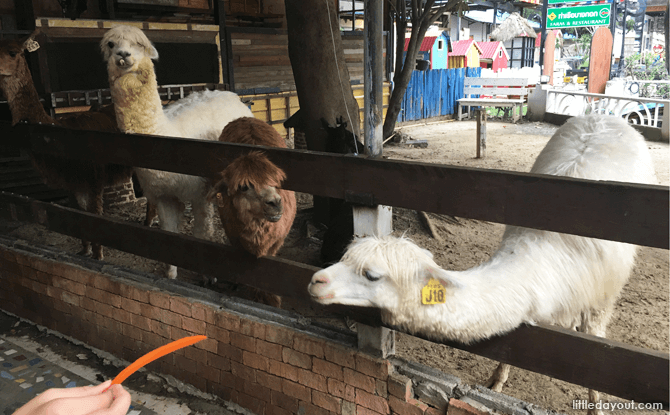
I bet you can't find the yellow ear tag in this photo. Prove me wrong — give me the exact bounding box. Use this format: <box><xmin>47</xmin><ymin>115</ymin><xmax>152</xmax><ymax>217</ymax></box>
<box><xmin>421</xmin><ymin>278</ymin><xmax>446</xmax><ymax>305</ymax></box>
<box><xmin>25</xmin><ymin>39</ymin><xmax>40</xmax><ymax>53</ymax></box>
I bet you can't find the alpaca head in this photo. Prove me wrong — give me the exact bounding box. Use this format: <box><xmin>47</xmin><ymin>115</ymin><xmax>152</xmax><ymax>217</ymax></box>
<box><xmin>210</xmin><ymin>151</ymin><xmax>287</xmax><ymax>223</ymax></box>
<box><xmin>309</xmin><ymin>236</ymin><xmax>455</xmax><ymax>310</ymax></box>
<box><xmin>100</xmin><ymin>25</ymin><xmax>158</xmax><ymax>75</ymax></box>
<box><xmin>0</xmin><ymin>31</ymin><xmax>38</xmax><ymax>78</ymax></box>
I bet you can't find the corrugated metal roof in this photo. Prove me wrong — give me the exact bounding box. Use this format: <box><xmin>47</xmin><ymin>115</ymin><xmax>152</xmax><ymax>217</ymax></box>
<box><xmin>404</xmin><ymin>36</ymin><xmax>438</xmax><ymax>52</ymax></box>
<box><xmin>449</xmin><ymin>39</ymin><xmax>483</xmax><ymax>56</ymax></box>
<box><xmin>477</xmin><ymin>42</ymin><xmax>509</xmax><ymax>59</ymax></box>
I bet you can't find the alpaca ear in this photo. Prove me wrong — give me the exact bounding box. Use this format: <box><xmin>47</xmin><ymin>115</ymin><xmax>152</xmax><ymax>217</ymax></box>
<box><xmin>208</xmin><ymin>178</ymin><xmax>229</xmax><ymax>202</ymax></box>
<box><xmin>420</xmin><ymin>266</ymin><xmax>461</xmax><ymax>290</ymax></box>
<box><xmin>146</xmin><ymin>44</ymin><xmax>159</xmax><ymax>60</ymax></box>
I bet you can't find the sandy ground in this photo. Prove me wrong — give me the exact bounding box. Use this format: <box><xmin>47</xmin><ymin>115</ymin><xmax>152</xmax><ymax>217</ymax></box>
<box><xmin>2</xmin><ymin>119</ymin><xmax>668</xmax><ymax>414</ymax></box>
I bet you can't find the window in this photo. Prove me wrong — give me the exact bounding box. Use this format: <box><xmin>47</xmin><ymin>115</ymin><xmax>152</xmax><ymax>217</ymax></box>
<box><xmin>438</xmin><ymin>40</ymin><xmax>444</xmax><ymax>50</ymax></box>
<box><xmin>499</xmin><ymin>50</ymin><xmax>503</xmax><ymax>58</ymax></box>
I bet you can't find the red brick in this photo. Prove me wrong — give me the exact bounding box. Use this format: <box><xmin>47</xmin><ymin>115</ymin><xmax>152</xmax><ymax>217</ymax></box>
<box><xmin>257</xmin><ymin>371</ymin><xmax>282</xmax><ymax>392</ymax></box>
<box><xmin>197</xmin><ymin>361</ymin><xmax>220</xmax><ymax>383</ymax></box>
<box><xmin>174</xmin><ymin>354</ymin><xmax>197</xmax><ymax>374</ymax></box>
<box><xmin>216</xmin><ymin>312</ymin><xmax>240</xmax><ymax>331</ymax></box>
<box><xmin>344</xmin><ymin>368</ymin><xmax>376</xmax><ymax>393</ymax></box>
<box><xmin>282</xmin><ymin>348</ymin><xmax>311</xmax><ymax>370</ymax></box>
<box><xmin>324</xmin><ymin>343</ymin><xmax>356</xmax><ymax>369</ymax></box>
<box><xmin>389</xmin><ymin>396</ymin><xmax>428</xmax><ymax>415</ymax></box>
<box><xmin>139</xmin><ymin>302</ymin><xmax>162</xmax><ymax>320</ymax></box>
<box><xmin>298</xmin><ymin>401</ymin><xmax>332</xmax><ymax>415</ymax></box>
<box><xmin>271</xmin><ymin>390</ymin><xmax>299</xmax><ymax>412</ymax></box>
<box><xmin>112</xmin><ymin>307</ymin><xmax>132</xmax><ymax>325</ymax></box>
<box><xmin>143</xmin><ymin>331</ymin><xmax>167</xmax><ymax>349</ymax></box>
<box><xmin>358</xmin><ymin>405</ymin><xmax>385</xmax><ymax>415</ymax></box>
<box><xmin>161</xmin><ymin>310</ymin><xmax>182</xmax><ymax>328</ymax></box>
<box><xmin>55</xmin><ymin>277</ymin><xmax>87</xmax><ymax>296</ymax></box>
<box><xmin>122</xmin><ymin>323</ymin><xmax>143</xmax><ymax>341</ymax></box>
<box><xmin>297</xmin><ymin>368</ymin><xmax>327</xmax><ymax>392</ymax></box>
<box><xmin>61</xmin><ymin>291</ymin><xmax>80</xmax><ymax>306</ymax></box>
<box><xmin>121</xmin><ymin>297</ymin><xmax>142</xmax><ymax>315</ymax></box>
<box><xmin>184</xmin><ymin>346</ymin><xmax>207</xmax><ymax>365</ymax></box>
<box><xmin>218</xmin><ymin>342</ymin><xmax>243</xmax><ymax>362</ymax></box>
<box><xmin>327</xmin><ymin>378</ymin><xmax>356</xmax><ymax>401</ymax></box>
<box><xmin>313</xmin><ymin>390</ymin><xmax>342</xmax><ymax>412</ymax></box>
<box><xmin>265</xmin><ymin>324</ymin><xmax>293</xmax><ymax>347</ymax></box>
<box><xmin>243</xmin><ymin>350</ymin><xmax>269</xmax><ymax>371</ymax></box>
<box><xmin>86</xmin><ymin>286</ymin><xmax>107</xmax><ymax>304</ymax></box>
<box><xmin>68</xmin><ymin>268</ymin><xmax>93</xmax><ymax>285</ymax></box>
<box><xmin>238</xmin><ymin>391</ymin><xmax>266</xmax><ymax>414</ymax></box>
<box><xmin>191</xmin><ymin>302</ymin><xmax>212</xmax><ymax>323</ymax></box>
<box><xmin>244</xmin><ymin>379</ymin><xmax>272</xmax><ymax>402</ymax></box>
<box><xmin>181</xmin><ymin>316</ymin><xmax>206</xmax><ymax>335</ymax></box>
<box><xmin>293</xmin><ymin>335</ymin><xmax>325</xmax><ymax>358</ymax></box>
<box><xmin>150</xmin><ymin>320</ymin><xmax>172</xmax><ymax>339</ymax></box>
<box><xmin>120</xmin><ymin>284</ymin><xmax>149</xmax><ymax>303</ymax></box>
<box><xmin>268</xmin><ymin>360</ymin><xmax>299</xmax><ymax>382</ymax></box>
<box><xmin>170</xmin><ymin>297</ymin><xmax>192</xmax><ymax>317</ymax></box>
<box><xmin>149</xmin><ymin>291</ymin><xmax>170</xmax><ymax>309</ymax></box>
<box><xmin>356</xmin><ymin>354</ymin><xmax>390</xmax><ymax>380</ymax></box>
<box><xmin>426</xmin><ymin>407</ymin><xmax>445</xmax><ymax>415</ymax></box>
<box><xmin>267</xmin><ymin>405</ymin><xmax>292</xmax><ymax>415</ymax></box>
<box><xmin>206</xmin><ymin>325</ymin><xmax>230</xmax><ymax>344</ymax></box>
<box><xmin>195</xmin><ymin>337</ymin><xmax>218</xmax><ymax>354</ymax></box>
<box><xmin>447</xmin><ymin>399</ymin><xmax>487</xmax><ymax>415</ymax></box>
<box><xmin>356</xmin><ymin>388</ymin><xmax>390</xmax><ymax>414</ymax></box>
<box><xmin>106</xmin><ymin>293</ymin><xmax>123</xmax><ymax>308</ymax></box>
<box><xmin>171</xmin><ymin>327</ymin><xmax>196</xmax><ymax>345</ymax></box>
<box><xmin>281</xmin><ymin>379</ymin><xmax>311</xmax><ymax>402</ymax></box>
<box><xmin>388</xmin><ymin>374</ymin><xmax>413</xmax><ymax>401</ymax></box>
<box><xmin>231</xmin><ymin>360</ymin><xmax>257</xmax><ymax>382</ymax></box>
<box><xmin>256</xmin><ymin>339</ymin><xmax>282</xmax><ymax>361</ymax></box>
<box><xmin>231</xmin><ymin>332</ymin><xmax>256</xmax><ymax>352</ymax></box>
<box><xmin>313</xmin><ymin>357</ymin><xmax>344</xmax><ymax>381</ymax></box>
<box><xmin>130</xmin><ymin>313</ymin><xmax>152</xmax><ymax>332</ymax></box>
<box><xmin>207</xmin><ymin>351</ymin><xmax>231</xmax><ymax>372</ymax></box>
<box><xmin>240</xmin><ymin>319</ymin><xmax>266</xmax><ymax>339</ymax></box>
<box><xmin>46</xmin><ymin>285</ymin><xmax>63</xmax><ymax>299</ymax></box>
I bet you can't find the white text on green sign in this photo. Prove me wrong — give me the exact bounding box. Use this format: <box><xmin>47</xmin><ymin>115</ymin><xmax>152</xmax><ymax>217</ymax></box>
<box><xmin>546</xmin><ymin>4</ymin><xmax>611</xmax><ymax>29</ymax></box>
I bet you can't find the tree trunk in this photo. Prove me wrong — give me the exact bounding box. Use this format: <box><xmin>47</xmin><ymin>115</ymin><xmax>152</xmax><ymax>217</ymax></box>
<box><xmin>284</xmin><ymin>0</ymin><xmax>361</xmax><ymax>152</ymax></box>
<box><xmin>285</xmin><ymin>0</ymin><xmax>361</xmax><ymax>226</ymax></box>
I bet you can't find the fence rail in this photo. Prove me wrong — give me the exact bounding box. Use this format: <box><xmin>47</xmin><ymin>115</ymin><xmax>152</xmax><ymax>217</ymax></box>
<box><xmin>0</xmin><ymin>121</ymin><xmax>667</xmax><ymax>405</ymax></box>
<box><xmin>547</xmin><ymin>90</ymin><xmax>668</xmax><ymax>128</ymax></box>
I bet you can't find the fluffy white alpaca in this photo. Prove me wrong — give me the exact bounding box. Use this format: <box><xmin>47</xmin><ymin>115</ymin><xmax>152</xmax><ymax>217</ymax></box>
<box><xmin>101</xmin><ymin>25</ymin><xmax>253</xmax><ymax>279</ymax></box>
<box><xmin>309</xmin><ymin>115</ymin><xmax>657</xmax><ymax>415</ymax></box>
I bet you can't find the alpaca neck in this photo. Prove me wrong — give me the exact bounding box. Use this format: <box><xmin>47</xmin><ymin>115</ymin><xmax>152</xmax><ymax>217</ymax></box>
<box><xmin>108</xmin><ymin>57</ymin><xmax>169</xmax><ymax>135</ymax></box>
<box><xmin>392</xmin><ymin>246</ymin><xmax>537</xmax><ymax>344</ymax></box>
<box><xmin>0</xmin><ymin>59</ymin><xmax>54</xmax><ymax>126</ymax></box>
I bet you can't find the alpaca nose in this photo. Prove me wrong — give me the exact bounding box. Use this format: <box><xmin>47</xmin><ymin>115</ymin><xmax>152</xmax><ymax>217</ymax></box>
<box><xmin>311</xmin><ymin>272</ymin><xmax>329</xmax><ymax>285</ymax></box>
<box><xmin>117</xmin><ymin>51</ymin><xmax>130</xmax><ymax>58</ymax></box>
<box><xmin>266</xmin><ymin>197</ymin><xmax>281</xmax><ymax>208</ymax></box>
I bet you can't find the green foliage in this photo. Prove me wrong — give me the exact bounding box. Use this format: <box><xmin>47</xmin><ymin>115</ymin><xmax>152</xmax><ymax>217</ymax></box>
<box><xmin>624</xmin><ymin>52</ymin><xmax>669</xmax><ymax>98</ymax></box>
<box><xmin>625</xmin><ymin>18</ymin><xmax>635</xmax><ymax>33</ymax></box>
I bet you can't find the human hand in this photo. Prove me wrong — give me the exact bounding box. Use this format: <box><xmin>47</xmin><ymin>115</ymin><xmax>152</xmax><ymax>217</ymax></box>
<box><xmin>12</xmin><ymin>379</ymin><xmax>131</xmax><ymax>415</ymax></box>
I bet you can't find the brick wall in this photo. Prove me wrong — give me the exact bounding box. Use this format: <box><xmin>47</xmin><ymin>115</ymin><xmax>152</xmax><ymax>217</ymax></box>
<box><xmin>0</xmin><ymin>239</ymin><xmax>496</xmax><ymax>415</ymax></box>
<box><xmin>102</xmin><ymin>179</ymin><xmax>139</xmax><ymax>209</ymax></box>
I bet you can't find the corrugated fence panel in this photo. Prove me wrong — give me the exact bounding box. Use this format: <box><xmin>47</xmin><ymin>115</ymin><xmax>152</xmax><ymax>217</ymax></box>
<box><xmin>398</xmin><ymin>67</ymin><xmax>480</xmax><ymax>122</ymax></box>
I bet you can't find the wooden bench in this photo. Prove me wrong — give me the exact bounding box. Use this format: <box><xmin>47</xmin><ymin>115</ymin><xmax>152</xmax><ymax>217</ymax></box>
<box><xmin>457</xmin><ymin>77</ymin><xmax>529</xmax><ymax>123</ymax></box>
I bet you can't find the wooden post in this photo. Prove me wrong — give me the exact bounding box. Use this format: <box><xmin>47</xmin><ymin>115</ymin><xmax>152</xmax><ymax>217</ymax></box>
<box><xmin>588</xmin><ymin>28</ymin><xmax>613</xmax><ymax>94</ymax></box>
<box><xmin>357</xmin><ymin>0</ymin><xmax>395</xmax><ymax>359</ymax></box>
<box><xmin>214</xmin><ymin>0</ymin><xmax>235</xmax><ymax>90</ymax></box>
<box><xmin>476</xmin><ymin>109</ymin><xmax>486</xmax><ymax>159</ymax></box>
<box><xmin>539</xmin><ymin>0</ymin><xmax>548</xmax><ymax>73</ymax></box>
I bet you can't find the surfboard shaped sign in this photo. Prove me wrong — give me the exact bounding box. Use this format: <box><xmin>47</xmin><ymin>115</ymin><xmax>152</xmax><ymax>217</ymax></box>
<box><xmin>547</xmin><ymin>4</ymin><xmax>612</xmax><ymax>28</ymax></box>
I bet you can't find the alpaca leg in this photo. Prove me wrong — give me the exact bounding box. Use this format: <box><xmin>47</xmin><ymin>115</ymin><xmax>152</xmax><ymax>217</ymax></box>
<box><xmin>156</xmin><ymin>198</ymin><xmax>181</xmax><ymax>279</ymax></box>
<box><xmin>579</xmin><ymin>305</ymin><xmax>615</xmax><ymax>415</ymax></box>
<box><xmin>144</xmin><ymin>200</ymin><xmax>159</xmax><ymax>226</ymax></box>
<box><xmin>74</xmin><ymin>192</ymin><xmax>93</xmax><ymax>257</ymax></box>
<box><xmin>485</xmin><ymin>363</ymin><xmax>511</xmax><ymax>393</ymax></box>
<box><xmin>191</xmin><ymin>199</ymin><xmax>214</xmax><ymax>241</ymax></box>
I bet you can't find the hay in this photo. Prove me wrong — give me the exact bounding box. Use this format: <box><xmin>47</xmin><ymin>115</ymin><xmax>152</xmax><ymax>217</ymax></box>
<box><xmin>490</xmin><ymin>13</ymin><xmax>537</xmax><ymax>42</ymax></box>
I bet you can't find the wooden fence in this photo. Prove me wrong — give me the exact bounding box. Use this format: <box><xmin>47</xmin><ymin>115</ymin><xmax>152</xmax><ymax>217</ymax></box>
<box><xmin>0</xmin><ymin>121</ymin><xmax>667</xmax><ymax>406</ymax></box>
<box><xmin>399</xmin><ymin>67</ymin><xmax>481</xmax><ymax>122</ymax></box>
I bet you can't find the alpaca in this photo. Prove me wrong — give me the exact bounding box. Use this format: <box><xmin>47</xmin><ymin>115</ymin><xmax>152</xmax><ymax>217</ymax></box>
<box><xmin>308</xmin><ymin>115</ymin><xmax>657</xmax><ymax>415</ymax></box>
<box><xmin>100</xmin><ymin>25</ymin><xmax>253</xmax><ymax>279</ymax></box>
<box><xmin>0</xmin><ymin>31</ymin><xmax>152</xmax><ymax>259</ymax></box>
<box><xmin>209</xmin><ymin>117</ymin><xmax>297</xmax><ymax>307</ymax></box>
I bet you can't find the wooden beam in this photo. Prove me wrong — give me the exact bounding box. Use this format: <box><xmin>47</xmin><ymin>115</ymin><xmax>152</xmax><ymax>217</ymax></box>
<box><xmin>0</xmin><ymin>122</ymin><xmax>667</xmax><ymax>249</ymax></box>
<box><xmin>214</xmin><ymin>0</ymin><xmax>235</xmax><ymax>90</ymax></box>
<box><xmin>476</xmin><ymin>108</ymin><xmax>486</xmax><ymax>158</ymax></box>
<box><xmin>0</xmin><ymin>191</ymin><xmax>666</xmax><ymax>405</ymax></box>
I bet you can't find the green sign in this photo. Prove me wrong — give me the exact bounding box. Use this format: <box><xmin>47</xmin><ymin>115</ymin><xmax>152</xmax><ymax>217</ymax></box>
<box><xmin>546</xmin><ymin>4</ymin><xmax>612</xmax><ymax>28</ymax></box>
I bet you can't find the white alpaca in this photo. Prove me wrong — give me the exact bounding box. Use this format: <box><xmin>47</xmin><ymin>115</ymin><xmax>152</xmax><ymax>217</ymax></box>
<box><xmin>100</xmin><ymin>25</ymin><xmax>253</xmax><ymax>278</ymax></box>
<box><xmin>308</xmin><ymin>115</ymin><xmax>657</xmax><ymax>414</ymax></box>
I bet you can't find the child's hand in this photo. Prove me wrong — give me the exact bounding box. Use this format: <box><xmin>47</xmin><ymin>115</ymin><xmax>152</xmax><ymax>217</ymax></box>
<box><xmin>13</xmin><ymin>380</ymin><xmax>132</xmax><ymax>415</ymax></box>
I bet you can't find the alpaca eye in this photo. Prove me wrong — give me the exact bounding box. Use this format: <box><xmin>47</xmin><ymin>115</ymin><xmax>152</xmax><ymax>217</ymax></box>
<box><xmin>239</xmin><ymin>185</ymin><xmax>249</xmax><ymax>192</ymax></box>
<box><xmin>107</xmin><ymin>41</ymin><xmax>114</xmax><ymax>48</ymax></box>
<box><xmin>364</xmin><ymin>270</ymin><xmax>381</xmax><ymax>282</ymax></box>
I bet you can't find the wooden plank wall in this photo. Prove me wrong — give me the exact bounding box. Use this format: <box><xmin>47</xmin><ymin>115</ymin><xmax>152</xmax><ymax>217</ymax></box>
<box><xmin>232</xmin><ymin>30</ymin><xmax>386</xmax><ymax>92</ymax></box>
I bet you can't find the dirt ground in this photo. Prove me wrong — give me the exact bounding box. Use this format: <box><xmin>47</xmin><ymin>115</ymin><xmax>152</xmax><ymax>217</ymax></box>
<box><xmin>2</xmin><ymin>119</ymin><xmax>668</xmax><ymax>414</ymax></box>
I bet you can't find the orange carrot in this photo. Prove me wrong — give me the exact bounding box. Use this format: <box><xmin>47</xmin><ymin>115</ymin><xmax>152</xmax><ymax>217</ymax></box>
<box><xmin>111</xmin><ymin>335</ymin><xmax>207</xmax><ymax>385</ymax></box>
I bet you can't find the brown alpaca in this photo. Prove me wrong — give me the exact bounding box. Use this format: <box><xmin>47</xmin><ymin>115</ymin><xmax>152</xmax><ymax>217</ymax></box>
<box><xmin>0</xmin><ymin>32</ymin><xmax>156</xmax><ymax>259</ymax></box>
<box><xmin>209</xmin><ymin>117</ymin><xmax>296</xmax><ymax>307</ymax></box>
